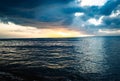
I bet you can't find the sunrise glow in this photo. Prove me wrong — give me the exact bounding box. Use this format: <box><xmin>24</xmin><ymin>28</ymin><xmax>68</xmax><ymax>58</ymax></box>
<box><xmin>0</xmin><ymin>22</ymin><xmax>89</xmax><ymax>38</ymax></box>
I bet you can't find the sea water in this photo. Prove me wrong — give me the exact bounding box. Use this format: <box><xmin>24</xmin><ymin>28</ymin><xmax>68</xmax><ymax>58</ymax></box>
<box><xmin>0</xmin><ymin>36</ymin><xmax>120</xmax><ymax>81</ymax></box>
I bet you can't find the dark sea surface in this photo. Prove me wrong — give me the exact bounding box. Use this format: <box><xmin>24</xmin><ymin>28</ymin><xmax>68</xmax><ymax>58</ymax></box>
<box><xmin>0</xmin><ymin>36</ymin><xmax>120</xmax><ymax>81</ymax></box>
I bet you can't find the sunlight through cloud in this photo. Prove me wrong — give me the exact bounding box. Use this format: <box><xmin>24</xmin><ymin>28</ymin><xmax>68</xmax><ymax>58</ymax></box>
<box><xmin>88</xmin><ymin>16</ymin><xmax>104</xmax><ymax>26</ymax></box>
<box><xmin>74</xmin><ymin>12</ymin><xmax>84</xmax><ymax>17</ymax></box>
<box><xmin>77</xmin><ymin>0</ymin><xmax>107</xmax><ymax>6</ymax></box>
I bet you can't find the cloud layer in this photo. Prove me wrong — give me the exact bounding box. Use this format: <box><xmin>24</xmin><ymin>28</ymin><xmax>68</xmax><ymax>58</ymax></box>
<box><xmin>0</xmin><ymin>22</ymin><xmax>89</xmax><ymax>38</ymax></box>
<box><xmin>0</xmin><ymin>0</ymin><xmax>120</xmax><ymax>37</ymax></box>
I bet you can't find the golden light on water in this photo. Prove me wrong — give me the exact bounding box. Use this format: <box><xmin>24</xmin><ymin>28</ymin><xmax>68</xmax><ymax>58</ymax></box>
<box><xmin>0</xmin><ymin>22</ymin><xmax>91</xmax><ymax>38</ymax></box>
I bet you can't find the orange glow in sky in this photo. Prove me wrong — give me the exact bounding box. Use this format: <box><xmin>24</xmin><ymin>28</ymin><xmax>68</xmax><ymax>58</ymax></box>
<box><xmin>0</xmin><ymin>22</ymin><xmax>90</xmax><ymax>38</ymax></box>
<box><xmin>38</xmin><ymin>28</ymin><xmax>84</xmax><ymax>38</ymax></box>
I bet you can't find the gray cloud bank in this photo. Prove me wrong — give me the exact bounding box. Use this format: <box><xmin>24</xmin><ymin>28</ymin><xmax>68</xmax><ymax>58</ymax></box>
<box><xmin>0</xmin><ymin>0</ymin><xmax>120</xmax><ymax>35</ymax></box>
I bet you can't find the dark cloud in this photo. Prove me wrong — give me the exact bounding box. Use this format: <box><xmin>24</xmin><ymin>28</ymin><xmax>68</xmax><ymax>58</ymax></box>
<box><xmin>0</xmin><ymin>0</ymin><xmax>74</xmax><ymax>26</ymax></box>
<box><xmin>82</xmin><ymin>0</ymin><xmax>120</xmax><ymax>17</ymax></box>
<box><xmin>102</xmin><ymin>16</ymin><xmax>120</xmax><ymax>28</ymax></box>
<box><xmin>63</xmin><ymin>7</ymin><xmax>85</xmax><ymax>14</ymax></box>
<box><xmin>0</xmin><ymin>0</ymin><xmax>120</xmax><ymax>35</ymax></box>
<box><xmin>100</xmin><ymin>0</ymin><xmax>120</xmax><ymax>15</ymax></box>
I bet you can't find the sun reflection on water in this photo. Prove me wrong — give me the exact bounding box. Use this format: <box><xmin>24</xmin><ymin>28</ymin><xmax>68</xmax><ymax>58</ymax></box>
<box><xmin>75</xmin><ymin>37</ymin><xmax>108</xmax><ymax>73</ymax></box>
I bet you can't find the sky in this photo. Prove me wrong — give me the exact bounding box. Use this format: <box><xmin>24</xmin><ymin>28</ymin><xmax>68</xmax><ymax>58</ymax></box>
<box><xmin>0</xmin><ymin>0</ymin><xmax>120</xmax><ymax>38</ymax></box>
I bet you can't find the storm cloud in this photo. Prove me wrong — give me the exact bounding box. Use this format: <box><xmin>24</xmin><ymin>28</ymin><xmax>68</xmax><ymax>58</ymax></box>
<box><xmin>0</xmin><ymin>0</ymin><xmax>120</xmax><ymax>36</ymax></box>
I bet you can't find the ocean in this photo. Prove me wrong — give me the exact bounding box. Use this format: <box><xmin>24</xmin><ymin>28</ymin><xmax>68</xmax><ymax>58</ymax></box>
<box><xmin>0</xmin><ymin>36</ymin><xmax>120</xmax><ymax>81</ymax></box>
